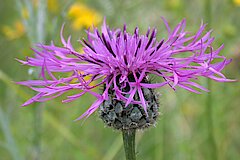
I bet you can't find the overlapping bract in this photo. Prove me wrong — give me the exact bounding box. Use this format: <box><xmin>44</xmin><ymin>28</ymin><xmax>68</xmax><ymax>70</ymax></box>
<box><xmin>17</xmin><ymin>18</ymin><xmax>233</xmax><ymax>120</ymax></box>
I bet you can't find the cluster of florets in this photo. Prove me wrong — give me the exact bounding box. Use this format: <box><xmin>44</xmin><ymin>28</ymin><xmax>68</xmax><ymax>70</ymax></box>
<box><xmin>17</xmin><ymin>18</ymin><xmax>233</xmax><ymax>123</ymax></box>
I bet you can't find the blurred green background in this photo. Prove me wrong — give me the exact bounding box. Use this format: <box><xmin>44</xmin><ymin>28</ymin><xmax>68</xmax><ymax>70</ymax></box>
<box><xmin>0</xmin><ymin>0</ymin><xmax>239</xmax><ymax>160</ymax></box>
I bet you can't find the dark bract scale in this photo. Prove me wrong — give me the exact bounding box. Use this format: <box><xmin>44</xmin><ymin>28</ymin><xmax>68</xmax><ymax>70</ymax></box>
<box><xmin>99</xmin><ymin>78</ymin><xmax>159</xmax><ymax>130</ymax></box>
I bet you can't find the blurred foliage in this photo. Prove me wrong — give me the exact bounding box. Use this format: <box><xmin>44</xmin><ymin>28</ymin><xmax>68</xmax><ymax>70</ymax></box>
<box><xmin>0</xmin><ymin>0</ymin><xmax>239</xmax><ymax>160</ymax></box>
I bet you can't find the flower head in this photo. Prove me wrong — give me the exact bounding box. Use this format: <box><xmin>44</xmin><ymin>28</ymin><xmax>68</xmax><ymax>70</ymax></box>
<box><xmin>17</xmin><ymin>18</ymin><xmax>233</xmax><ymax>122</ymax></box>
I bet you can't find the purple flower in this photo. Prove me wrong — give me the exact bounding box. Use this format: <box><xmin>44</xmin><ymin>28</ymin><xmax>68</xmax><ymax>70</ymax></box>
<box><xmin>17</xmin><ymin>18</ymin><xmax>233</xmax><ymax>120</ymax></box>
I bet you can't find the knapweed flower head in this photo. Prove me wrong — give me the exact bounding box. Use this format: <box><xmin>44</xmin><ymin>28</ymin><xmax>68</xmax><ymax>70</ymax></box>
<box><xmin>18</xmin><ymin>18</ymin><xmax>233</xmax><ymax>129</ymax></box>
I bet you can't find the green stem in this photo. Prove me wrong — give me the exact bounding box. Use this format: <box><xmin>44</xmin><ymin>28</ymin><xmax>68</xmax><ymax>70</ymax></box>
<box><xmin>205</xmin><ymin>0</ymin><xmax>218</xmax><ymax>159</ymax></box>
<box><xmin>122</xmin><ymin>129</ymin><xmax>136</xmax><ymax>160</ymax></box>
<box><xmin>33</xmin><ymin>105</ymin><xmax>42</xmax><ymax>160</ymax></box>
<box><xmin>162</xmin><ymin>115</ymin><xmax>167</xmax><ymax>160</ymax></box>
<box><xmin>206</xmin><ymin>80</ymin><xmax>218</xmax><ymax>160</ymax></box>
<box><xmin>205</xmin><ymin>0</ymin><xmax>211</xmax><ymax>26</ymax></box>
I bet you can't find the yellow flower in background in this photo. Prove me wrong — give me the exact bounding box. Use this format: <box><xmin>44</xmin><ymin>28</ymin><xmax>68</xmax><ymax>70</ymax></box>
<box><xmin>167</xmin><ymin>0</ymin><xmax>181</xmax><ymax>10</ymax></box>
<box><xmin>2</xmin><ymin>21</ymin><xmax>25</xmax><ymax>40</ymax></box>
<box><xmin>21</xmin><ymin>0</ymin><xmax>59</xmax><ymax>17</ymax></box>
<box><xmin>70</xmin><ymin>70</ymin><xmax>96</xmax><ymax>87</ymax></box>
<box><xmin>48</xmin><ymin>0</ymin><xmax>59</xmax><ymax>13</ymax></box>
<box><xmin>21</xmin><ymin>7</ymin><xmax>29</xmax><ymax>19</ymax></box>
<box><xmin>77</xmin><ymin>47</ymin><xmax>84</xmax><ymax>53</ymax></box>
<box><xmin>233</xmin><ymin>0</ymin><xmax>240</xmax><ymax>6</ymax></box>
<box><xmin>12</xmin><ymin>0</ymin><xmax>59</xmax><ymax>41</ymax></box>
<box><xmin>68</xmin><ymin>3</ymin><xmax>102</xmax><ymax>30</ymax></box>
<box><xmin>76</xmin><ymin>47</ymin><xmax>96</xmax><ymax>86</ymax></box>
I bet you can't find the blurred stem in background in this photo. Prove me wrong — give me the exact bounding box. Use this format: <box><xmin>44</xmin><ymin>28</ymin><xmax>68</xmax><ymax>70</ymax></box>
<box><xmin>16</xmin><ymin>0</ymin><xmax>47</xmax><ymax>159</ymax></box>
<box><xmin>204</xmin><ymin>0</ymin><xmax>218</xmax><ymax>159</ymax></box>
<box><xmin>162</xmin><ymin>114</ymin><xmax>167</xmax><ymax>160</ymax></box>
<box><xmin>15</xmin><ymin>0</ymin><xmax>74</xmax><ymax>159</ymax></box>
<box><xmin>0</xmin><ymin>107</ymin><xmax>23</xmax><ymax>160</ymax></box>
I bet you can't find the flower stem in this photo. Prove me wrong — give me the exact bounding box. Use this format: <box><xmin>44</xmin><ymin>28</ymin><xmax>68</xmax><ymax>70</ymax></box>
<box><xmin>122</xmin><ymin>129</ymin><xmax>136</xmax><ymax>160</ymax></box>
<box><xmin>32</xmin><ymin>105</ymin><xmax>42</xmax><ymax>160</ymax></box>
<box><xmin>205</xmin><ymin>0</ymin><xmax>218</xmax><ymax>159</ymax></box>
<box><xmin>206</xmin><ymin>80</ymin><xmax>218</xmax><ymax>160</ymax></box>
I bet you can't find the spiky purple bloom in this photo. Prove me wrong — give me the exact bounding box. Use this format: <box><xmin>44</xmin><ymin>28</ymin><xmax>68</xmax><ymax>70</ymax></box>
<box><xmin>17</xmin><ymin>18</ymin><xmax>233</xmax><ymax>121</ymax></box>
